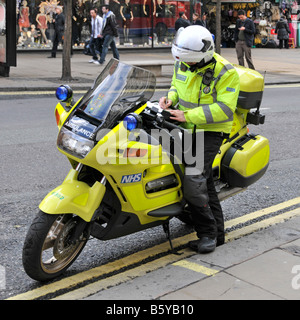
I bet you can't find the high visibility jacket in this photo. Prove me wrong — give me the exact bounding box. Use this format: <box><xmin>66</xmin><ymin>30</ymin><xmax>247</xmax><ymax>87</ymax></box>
<box><xmin>167</xmin><ymin>53</ymin><xmax>240</xmax><ymax>134</ymax></box>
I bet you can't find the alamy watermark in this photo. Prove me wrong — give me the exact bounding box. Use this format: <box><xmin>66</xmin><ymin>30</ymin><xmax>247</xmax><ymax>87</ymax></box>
<box><xmin>291</xmin><ymin>265</ymin><xmax>300</xmax><ymax>290</ymax></box>
<box><xmin>0</xmin><ymin>264</ymin><xmax>5</xmax><ymax>290</ymax></box>
<box><xmin>95</xmin><ymin>128</ymin><xmax>204</xmax><ymax>175</ymax></box>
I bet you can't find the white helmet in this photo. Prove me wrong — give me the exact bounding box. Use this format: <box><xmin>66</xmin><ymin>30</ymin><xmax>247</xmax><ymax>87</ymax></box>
<box><xmin>172</xmin><ymin>25</ymin><xmax>215</xmax><ymax>63</ymax></box>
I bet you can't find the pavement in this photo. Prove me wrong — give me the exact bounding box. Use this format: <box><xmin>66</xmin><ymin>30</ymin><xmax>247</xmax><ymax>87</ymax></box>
<box><xmin>84</xmin><ymin>214</ymin><xmax>300</xmax><ymax>300</ymax></box>
<box><xmin>1</xmin><ymin>47</ymin><xmax>300</xmax><ymax>301</ymax></box>
<box><xmin>1</xmin><ymin>47</ymin><xmax>300</xmax><ymax>92</ymax></box>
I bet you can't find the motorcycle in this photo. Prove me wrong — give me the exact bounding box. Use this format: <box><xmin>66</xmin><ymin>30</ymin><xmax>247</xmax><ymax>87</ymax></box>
<box><xmin>22</xmin><ymin>58</ymin><xmax>269</xmax><ymax>281</ymax></box>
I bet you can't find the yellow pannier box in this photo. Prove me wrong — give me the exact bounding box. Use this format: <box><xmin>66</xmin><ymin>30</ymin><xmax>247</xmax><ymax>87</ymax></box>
<box><xmin>221</xmin><ymin>134</ymin><xmax>270</xmax><ymax>188</ymax></box>
<box><xmin>235</xmin><ymin>65</ymin><xmax>264</xmax><ymax>110</ymax></box>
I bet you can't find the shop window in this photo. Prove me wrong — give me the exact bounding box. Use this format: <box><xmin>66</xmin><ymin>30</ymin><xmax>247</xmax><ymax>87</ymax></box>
<box><xmin>16</xmin><ymin>0</ymin><xmax>192</xmax><ymax>50</ymax></box>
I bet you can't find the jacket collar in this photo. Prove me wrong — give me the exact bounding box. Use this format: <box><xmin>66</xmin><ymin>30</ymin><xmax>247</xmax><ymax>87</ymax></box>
<box><xmin>181</xmin><ymin>57</ymin><xmax>216</xmax><ymax>73</ymax></box>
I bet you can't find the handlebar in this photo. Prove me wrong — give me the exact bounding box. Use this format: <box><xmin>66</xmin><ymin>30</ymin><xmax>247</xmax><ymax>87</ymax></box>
<box><xmin>141</xmin><ymin>103</ymin><xmax>187</xmax><ymax>133</ymax></box>
<box><xmin>161</xmin><ymin>119</ymin><xmax>183</xmax><ymax>131</ymax></box>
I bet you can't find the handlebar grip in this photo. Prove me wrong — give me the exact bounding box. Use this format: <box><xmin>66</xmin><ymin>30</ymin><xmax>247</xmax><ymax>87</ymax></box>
<box><xmin>162</xmin><ymin>120</ymin><xmax>182</xmax><ymax>131</ymax></box>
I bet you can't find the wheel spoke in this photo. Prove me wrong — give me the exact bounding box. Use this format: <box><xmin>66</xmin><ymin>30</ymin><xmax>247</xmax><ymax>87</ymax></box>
<box><xmin>41</xmin><ymin>215</ymin><xmax>87</xmax><ymax>274</ymax></box>
<box><xmin>42</xmin><ymin>238</ymin><xmax>56</xmax><ymax>251</ymax></box>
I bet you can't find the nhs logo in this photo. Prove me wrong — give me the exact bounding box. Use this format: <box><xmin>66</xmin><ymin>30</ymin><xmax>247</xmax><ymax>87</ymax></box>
<box><xmin>121</xmin><ymin>173</ymin><xmax>142</xmax><ymax>184</ymax></box>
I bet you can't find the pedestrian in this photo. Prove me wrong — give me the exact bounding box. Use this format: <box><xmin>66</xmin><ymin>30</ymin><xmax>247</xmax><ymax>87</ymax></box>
<box><xmin>192</xmin><ymin>13</ymin><xmax>202</xmax><ymax>26</ymax></box>
<box><xmin>234</xmin><ymin>9</ymin><xmax>255</xmax><ymax>69</ymax></box>
<box><xmin>88</xmin><ymin>8</ymin><xmax>103</xmax><ymax>65</ymax></box>
<box><xmin>201</xmin><ymin>12</ymin><xmax>208</xmax><ymax>30</ymax></box>
<box><xmin>48</xmin><ymin>6</ymin><xmax>65</xmax><ymax>58</ymax></box>
<box><xmin>175</xmin><ymin>11</ymin><xmax>190</xmax><ymax>31</ymax></box>
<box><xmin>275</xmin><ymin>16</ymin><xmax>291</xmax><ymax>49</ymax></box>
<box><xmin>98</xmin><ymin>5</ymin><xmax>119</xmax><ymax>65</ymax></box>
<box><xmin>159</xmin><ymin>25</ymin><xmax>240</xmax><ymax>253</ymax></box>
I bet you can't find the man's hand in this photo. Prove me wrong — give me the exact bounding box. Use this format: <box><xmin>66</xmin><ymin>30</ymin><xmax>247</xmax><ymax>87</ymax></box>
<box><xmin>159</xmin><ymin>97</ymin><xmax>173</xmax><ymax>110</ymax></box>
<box><xmin>169</xmin><ymin>109</ymin><xmax>186</xmax><ymax>122</ymax></box>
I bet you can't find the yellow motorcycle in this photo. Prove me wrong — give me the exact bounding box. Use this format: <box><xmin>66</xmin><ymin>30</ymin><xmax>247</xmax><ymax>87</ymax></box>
<box><xmin>22</xmin><ymin>59</ymin><xmax>269</xmax><ymax>281</ymax></box>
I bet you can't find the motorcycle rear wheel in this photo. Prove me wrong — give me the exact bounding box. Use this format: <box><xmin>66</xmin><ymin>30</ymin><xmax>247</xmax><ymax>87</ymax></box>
<box><xmin>22</xmin><ymin>210</ymin><xmax>89</xmax><ymax>282</ymax></box>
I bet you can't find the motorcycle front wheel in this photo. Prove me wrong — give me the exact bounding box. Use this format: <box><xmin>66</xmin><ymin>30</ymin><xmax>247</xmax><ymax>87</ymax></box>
<box><xmin>22</xmin><ymin>210</ymin><xmax>89</xmax><ymax>282</ymax></box>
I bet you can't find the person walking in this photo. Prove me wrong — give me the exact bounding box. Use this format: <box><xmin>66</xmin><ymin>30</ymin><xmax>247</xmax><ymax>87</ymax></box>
<box><xmin>48</xmin><ymin>6</ymin><xmax>65</xmax><ymax>58</ymax></box>
<box><xmin>275</xmin><ymin>16</ymin><xmax>291</xmax><ymax>49</ymax></box>
<box><xmin>175</xmin><ymin>11</ymin><xmax>190</xmax><ymax>31</ymax></box>
<box><xmin>98</xmin><ymin>5</ymin><xmax>119</xmax><ymax>65</ymax></box>
<box><xmin>159</xmin><ymin>25</ymin><xmax>240</xmax><ymax>253</ymax></box>
<box><xmin>88</xmin><ymin>8</ymin><xmax>103</xmax><ymax>65</ymax></box>
<box><xmin>234</xmin><ymin>9</ymin><xmax>255</xmax><ymax>69</ymax></box>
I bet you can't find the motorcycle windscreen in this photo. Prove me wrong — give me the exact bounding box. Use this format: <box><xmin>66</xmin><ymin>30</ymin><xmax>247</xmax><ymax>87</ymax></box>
<box><xmin>77</xmin><ymin>59</ymin><xmax>156</xmax><ymax>122</ymax></box>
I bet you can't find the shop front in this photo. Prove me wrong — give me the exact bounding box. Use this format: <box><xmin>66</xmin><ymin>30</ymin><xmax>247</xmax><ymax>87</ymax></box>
<box><xmin>207</xmin><ymin>0</ymin><xmax>300</xmax><ymax>48</ymax></box>
<box><xmin>16</xmin><ymin>0</ymin><xmax>300</xmax><ymax>51</ymax></box>
<box><xmin>16</xmin><ymin>0</ymin><xmax>194</xmax><ymax>50</ymax></box>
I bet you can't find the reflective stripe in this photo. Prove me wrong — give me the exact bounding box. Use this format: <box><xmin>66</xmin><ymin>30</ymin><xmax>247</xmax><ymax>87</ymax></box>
<box><xmin>202</xmin><ymin>104</ymin><xmax>213</xmax><ymax>123</ymax></box>
<box><xmin>217</xmin><ymin>101</ymin><xmax>235</xmax><ymax>118</ymax></box>
<box><xmin>214</xmin><ymin>64</ymin><xmax>235</xmax><ymax>86</ymax></box>
<box><xmin>179</xmin><ymin>98</ymin><xmax>234</xmax><ymax>123</ymax></box>
<box><xmin>211</xmin><ymin>87</ymin><xmax>217</xmax><ymax>103</ymax></box>
<box><xmin>175</xmin><ymin>61</ymin><xmax>180</xmax><ymax>76</ymax></box>
<box><xmin>179</xmin><ymin>98</ymin><xmax>198</xmax><ymax>109</ymax></box>
<box><xmin>168</xmin><ymin>88</ymin><xmax>177</xmax><ymax>93</ymax></box>
<box><xmin>176</xmin><ymin>74</ymin><xmax>187</xmax><ymax>81</ymax></box>
<box><xmin>201</xmin><ymin>102</ymin><xmax>234</xmax><ymax>124</ymax></box>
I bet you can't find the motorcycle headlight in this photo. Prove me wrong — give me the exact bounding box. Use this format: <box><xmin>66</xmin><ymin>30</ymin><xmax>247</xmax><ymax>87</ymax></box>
<box><xmin>57</xmin><ymin>127</ymin><xmax>94</xmax><ymax>159</ymax></box>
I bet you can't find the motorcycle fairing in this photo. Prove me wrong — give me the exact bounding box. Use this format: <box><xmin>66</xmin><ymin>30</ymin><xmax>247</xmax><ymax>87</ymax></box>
<box><xmin>39</xmin><ymin>169</ymin><xmax>106</xmax><ymax>222</ymax></box>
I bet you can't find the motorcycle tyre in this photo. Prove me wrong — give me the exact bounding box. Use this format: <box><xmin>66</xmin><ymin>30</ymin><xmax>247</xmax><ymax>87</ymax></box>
<box><xmin>22</xmin><ymin>210</ymin><xmax>88</xmax><ymax>282</ymax></box>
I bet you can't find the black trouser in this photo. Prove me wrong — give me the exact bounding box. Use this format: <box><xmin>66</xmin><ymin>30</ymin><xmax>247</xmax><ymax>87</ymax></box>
<box><xmin>279</xmin><ymin>39</ymin><xmax>289</xmax><ymax>49</ymax></box>
<box><xmin>51</xmin><ymin>31</ymin><xmax>63</xmax><ymax>57</ymax></box>
<box><xmin>89</xmin><ymin>37</ymin><xmax>103</xmax><ymax>60</ymax></box>
<box><xmin>51</xmin><ymin>31</ymin><xmax>74</xmax><ymax>57</ymax></box>
<box><xmin>183</xmin><ymin>131</ymin><xmax>227</xmax><ymax>244</ymax></box>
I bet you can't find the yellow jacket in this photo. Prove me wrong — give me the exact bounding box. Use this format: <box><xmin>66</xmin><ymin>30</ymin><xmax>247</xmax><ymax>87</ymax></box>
<box><xmin>167</xmin><ymin>53</ymin><xmax>240</xmax><ymax>134</ymax></box>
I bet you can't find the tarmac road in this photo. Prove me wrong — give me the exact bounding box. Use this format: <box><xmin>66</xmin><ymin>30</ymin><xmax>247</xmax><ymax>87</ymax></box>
<box><xmin>0</xmin><ymin>84</ymin><xmax>300</xmax><ymax>299</ymax></box>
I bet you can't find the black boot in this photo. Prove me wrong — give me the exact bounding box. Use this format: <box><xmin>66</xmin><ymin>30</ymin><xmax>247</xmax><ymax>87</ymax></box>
<box><xmin>188</xmin><ymin>237</ymin><xmax>217</xmax><ymax>253</ymax></box>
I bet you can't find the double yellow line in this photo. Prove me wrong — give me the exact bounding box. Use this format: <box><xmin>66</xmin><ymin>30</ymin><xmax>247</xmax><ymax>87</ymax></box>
<box><xmin>0</xmin><ymin>90</ymin><xmax>87</xmax><ymax>96</ymax></box>
<box><xmin>7</xmin><ymin>197</ymin><xmax>300</xmax><ymax>300</ymax></box>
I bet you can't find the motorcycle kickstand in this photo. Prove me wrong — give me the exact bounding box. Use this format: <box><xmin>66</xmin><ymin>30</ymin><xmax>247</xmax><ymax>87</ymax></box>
<box><xmin>162</xmin><ymin>222</ymin><xmax>182</xmax><ymax>256</ymax></box>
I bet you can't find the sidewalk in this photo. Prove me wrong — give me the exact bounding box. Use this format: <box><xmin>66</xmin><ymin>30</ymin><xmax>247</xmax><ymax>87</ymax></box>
<box><xmin>0</xmin><ymin>48</ymin><xmax>300</xmax><ymax>92</ymax></box>
<box><xmin>84</xmin><ymin>214</ymin><xmax>300</xmax><ymax>300</ymax></box>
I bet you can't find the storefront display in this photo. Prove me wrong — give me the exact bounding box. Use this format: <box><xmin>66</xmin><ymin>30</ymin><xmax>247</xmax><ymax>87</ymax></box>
<box><xmin>16</xmin><ymin>0</ymin><xmax>192</xmax><ymax>49</ymax></box>
<box><xmin>15</xmin><ymin>0</ymin><xmax>300</xmax><ymax>50</ymax></box>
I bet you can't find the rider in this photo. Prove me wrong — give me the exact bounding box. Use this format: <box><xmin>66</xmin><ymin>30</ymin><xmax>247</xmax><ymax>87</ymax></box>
<box><xmin>159</xmin><ymin>25</ymin><xmax>240</xmax><ymax>253</ymax></box>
